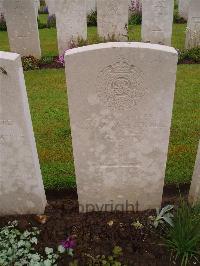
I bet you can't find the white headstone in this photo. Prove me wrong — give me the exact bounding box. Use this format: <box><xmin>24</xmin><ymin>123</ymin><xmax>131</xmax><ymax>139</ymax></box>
<box><xmin>179</xmin><ymin>0</ymin><xmax>191</xmax><ymax>20</ymax></box>
<box><xmin>46</xmin><ymin>0</ymin><xmax>55</xmax><ymax>15</ymax></box>
<box><xmin>185</xmin><ymin>0</ymin><xmax>200</xmax><ymax>49</ymax></box>
<box><xmin>3</xmin><ymin>0</ymin><xmax>41</xmax><ymax>58</ymax></box>
<box><xmin>55</xmin><ymin>0</ymin><xmax>87</xmax><ymax>55</ymax></box>
<box><xmin>142</xmin><ymin>0</ymin><xmax>174</xmax><ymax>46</ymax></box>
<box><xmin>0</xmin><ymin>51</ymin><xmax>46</xmax><ymax>215</ymax></box>
<box><xmin>97</xmin><ymin>0</ymin><xmax>128</xmax><ymax>41</ymax></box>
<box><xmin>0</xmin><ymin>0</ymin><xmax>4</xmax><ymax>16</ymax></box>
<box><xmin>87</xmin><ymin>0</ymin><xmax>96</xmax><ymax>14</ymax></box>
<box><xmin>189</xmin><ymin>141</ymin><xmax>200</xmax><ymax>204</ymax></box>
<box><xmin>65</xmin><ymin>42</ymin><xmax>178</xmax><ymax>212</ymax></box>
<box><xmin>34</xmin><ymin>0</ymin><xmax>40</xmax><ymax>17</ymax></box>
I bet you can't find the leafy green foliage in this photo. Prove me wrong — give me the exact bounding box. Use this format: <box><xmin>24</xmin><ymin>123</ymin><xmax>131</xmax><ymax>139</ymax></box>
<box><xmin>39</xmin><ymin>56</ymin><xmax>55</xmax><ymax>66</ymax></box>
<box><xmin>152</xmin><ymin>205</ymin><xmax>174</xmax><ymax>228</ymax></box>
<box><xmin>37</xmin><ymin>17</ymin><xmax>47</xmax><ymax>29</ymax></box>
<box><xmin>22</xmin><ymin>56</ymin><xmax>39</xmax><ymax>71</ymax></box>
<box><xmin>179</xmin><ymin>48</ymin><xmax>200</xmax><ymax>64</ymax></box>
<box><xmin>132</xmin><ymin>220</ymin><xmax>144</xmax><ymax>229</ymax></box>
<box><xmin>128</xmin><ymin>14</ymin><xmax>142</xmax><ymax>25</ymax></box>
<box><xmin>173</xmin><ymin>10</ymin><xmax>187</xmax><ymax>24</ymax></box>
<box><xmin>0</xmin><ymin>221</ymin><xmax>62</xmax><ymax>265</ymax></box>
<box><xmin>165</xmin><ymin>201</ymin><xmax>200</xmax><ymax>265</ymax></box>
<box><xmin>22</xmin><ymin>56</ymin><xmax>56</xmax><ymax>71</ymax></box>
<box><xmin>84</xmin><ymin>246</ymin><xmax>124</xmax><ymax>266</ymax></box>
<box><xmin>0</xmin><ymin>14</ymin><xmax>7</xmax><ymax>31</ymax></box>
<box><xmin>87</xmin><ymin>10</ymin><xmax>97</xmax><ymax>27</ymax></box>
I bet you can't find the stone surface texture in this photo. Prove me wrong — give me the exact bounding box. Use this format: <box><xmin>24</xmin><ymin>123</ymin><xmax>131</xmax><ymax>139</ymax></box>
<box><xmin>34</xmin><ymin>0</ymin><xmax>40</xmax><ymax>17</ymax></box>
<box><xmin>0</xmin><ymin>0</ymin><xmax>4</xmax><ymax>15</ymax></box>
<box><xmin>65</xmin><ymin>42</ymin><xmax>178</xmax><ymax>212</ymax></box>
<box><xmin>97</xmin><ymin>0</ymin><xmax>128</xmax><ymax>41</ymax></box>
<box><xmin>189</xmin><ymin>141</ymin><xmax>200</xmax><ymax>204</ymax></box>
<box><xmin>179</xmin><ymin>0</ymin><xmax>191</xmax><ymax>20</ymax></box>
<box><xmin>185</xmin><ymin>0</ymin><xmax>200</xmax><ymax>49</ymax></box>
<box><xmin>3</xmin><ymin>0</ymin><xmax>41</xmax><ymax>58</ymax></box>
<box><xmin>55</xmin><ymin>0</ymin><xmax>87</xmax><ymax>55</ymax></box>
<box><xmin>0</xmin><ymin>51</ymin><xmax>46</xmax><ymax>215</ymax></box>
<box><xmin>46</xmin><ymin>0</ymin><xmax>55</xmax><ymax>15</ymax></box>
<box><xmin>87</xmin><ymin>0</ymin><xmax>96</xmax><ymax>14</ymax></box>
<box><xmin>142</xmin><ymin>0</ymin><xmax>174</xmax><ymax>46</ymax></box>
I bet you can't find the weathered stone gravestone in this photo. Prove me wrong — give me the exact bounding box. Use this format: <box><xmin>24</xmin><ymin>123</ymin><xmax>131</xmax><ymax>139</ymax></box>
<box><xmin>178</xmin><ymin>0</ymin><xmax>191</xmax><ymax>20</ymax></box>
<box><xmin>55</xmin><ymin>0</ymin><xmax>87</xmax><ymax>55</ymax></box>
<box><xmin>142</xmin><ymin>0</ymin><xmax>174</xmax><ymax>46</ymax></box>
<box><xmin>65</xmin><ymin>42</ymin><xmax>178</xmax><ymax>212</ymax></box>
<box><xmin>185</xmin><ymin>0</ymin><xmax>200</xmax><ymax>49</ymax></box>
<box><xmin>0</xmin><ymin>51</ymin><xmax>46</xmax><ymax>215</ymax></box>
<box><xmin>34</xmin><ymin>0</ymin><xmax>40</xmax><ymax>17</ymax></box>
<box><xmin>87</xmin><ymin>0</ymin><xmax>96</xmax><ymax>14</ymax></box>
<box><xmin>3</xmin><ymin>0</ymin><xmax>41</xmax><ymax>58</ymax></box>
<box><xmin>97</xmin><ymin>0</ymin><xmax>128</xmax><ymax>41</ymax></box>
<box><xmin>46</xmin><ymin>0</ymin><xmax>55</xmax><ymax>16</ymax></box>
<box><xmin>0</xmin><ymin>0</ymin><xmax>4</xmax><ymax>15</ymax></box>
<box><xmin>189</xmin><ymin>141</ymin><xmax>200</xmax><ymax>204</ymax></box>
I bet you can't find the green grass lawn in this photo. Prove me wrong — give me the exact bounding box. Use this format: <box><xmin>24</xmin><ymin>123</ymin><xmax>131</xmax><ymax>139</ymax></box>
<box><xmin>24</xmin><ymin>65</ymin><xmax>200</xmax><ymax>189</ymax></box>
<box><xmin>0</xmin><ymin>22</ymin><xmax>187</xmax><ymax>57</ymax></box>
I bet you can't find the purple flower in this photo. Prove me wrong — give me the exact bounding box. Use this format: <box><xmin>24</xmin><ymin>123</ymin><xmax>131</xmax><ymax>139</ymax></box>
<box><xmin>61</xmin><ymin>235</ymin><xmax>76</xmax><ymax>249</ymax></box>
<box><xmin>56</xmin><ymin>41</ymin><xmax>77</xmax><ymax>66</ymax></box>
<box><xmin>129</xmin><ymin>0</ymin><xmax>142</xmax><ymax>15</ymax></box>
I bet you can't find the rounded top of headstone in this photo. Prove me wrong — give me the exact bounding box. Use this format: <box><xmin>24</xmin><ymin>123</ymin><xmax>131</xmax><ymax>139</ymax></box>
<box><xmin>0</xmin><ymin>51</ymin><xmax>20</xmax><ymax>61</ymax></box>
<box><xmin>64</xmin><ymin>42</ymin><xmax>178</xmax><ymax>58</ymax></box>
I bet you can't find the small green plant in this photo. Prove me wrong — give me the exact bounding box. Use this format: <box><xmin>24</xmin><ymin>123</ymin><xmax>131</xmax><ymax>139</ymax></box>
<box><xmin>87</xmin><ymin>10</ymin><xmax>97</xmax><ymax>27</ymax></box>
<box><xmin>22</xmin><ymin>56</ymin><xmax>39</xmax><ymax>71</ymax></box>
<box><xmin>173</xmin><ymin>10</ymin><xmax>187</xmax><ymax>24</ymax></box>
<box><xmin>0</xmin><ymin>14</ymin><xmax>7</xmax><ymax>31</ymax></box>
<box><xmin>84</xmin><ymin>246</ymin><xmax>124</xmax><ymax>266</ymax></box>
<box><xmin>0</xmin><ymin>221</ymin><xmax>63</xmax><ymax>265</ymax></box>
<box><xmin>178</xmin><ymin>47</ymin><xmax>200</xmax><ymax>63</ymax></box>
<box><xmin>37</xmin><ymin>17</ymin><xmax>47</xmax><ymax>29</ymax></box>
<box><xmin>132</xmin><ymin>220</ymin><xmax>144</xmax><ymax>229</ymax></box>
<box><xmin>128</xmin><ymin>14</ymin><xmax>142</xmax><ymax>25</ymax></box>
<box><xmin>151</xmin><ymin>205</ymin><xmax>174</xmax><ymax>228</ymax></box>
<box><xmin>39</xmin><ymin>56</ymin><xmax>55</xmax><ymax>66</ymax></box>
<box><xmin>165</xmin><ymin>201</ymin><xmax>200</xmax><ymax>266</ymax></box>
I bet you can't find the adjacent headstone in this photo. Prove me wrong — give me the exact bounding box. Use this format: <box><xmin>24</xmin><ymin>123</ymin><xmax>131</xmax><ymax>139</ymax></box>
<box><xmin>189</xmin><ymin>141</ymin><xmax>200</xmax><ymax>204</ymax></box>
<box><xmin>0</xmin><ymin>0</ymin><xmax>4</xmax><ymax>15</ymax></box>
<box><xmin>142</xmin><ymin>0</ymin><xmax>174</xmax><ymax>46</ymax></box>
<box><xmin>0</xmin><ymin>51</ymin><xmax>46</xmax><ymax>215</ymax></box>
<box><xmin>97</xmin><ymin>0</ymin><xmax>128</xmax><ymax>41</ymax></box>
<box><xmin>65</xmin><ymin>42</ymin><xmax>178</xmax><ymax>212</ymax></box>
<box><xmin>3</xmin><ymin>0</ymin><xmax>41</xmax><ymax>58</ymax></box>
<box><xmin>46</xmin><ymin>0</ymin><xmax>55</xmax><ymax>15</ymax></box>
<box><xmin>185</xmin><ymin>0</ymin><xmax>200</xmax><ymax>49</ymax></box>
<box><xmin>55</xmin><ymin>0</ymin><xmax>87</xmax><ymax>55</ymax></box>
<box><xmin>34</xmin><ymin>0</ymin><xmax>40</xmax><ymax>17</ymax></box>
<box><xmin>178</xmin><ymin>0</ymin><xmax>191</xmax><ymax>20</ymax></box>
<box><xmin>87</xmin><ymin>0</ymin><xmax>96</xmax><ymax>14</ymax></box>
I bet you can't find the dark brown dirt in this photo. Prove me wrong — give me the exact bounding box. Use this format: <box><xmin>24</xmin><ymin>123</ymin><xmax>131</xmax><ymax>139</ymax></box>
<box><xmin>0</xmin><ymin>183</ymin><xmax>197</xmax><ymax>266</ymax></box>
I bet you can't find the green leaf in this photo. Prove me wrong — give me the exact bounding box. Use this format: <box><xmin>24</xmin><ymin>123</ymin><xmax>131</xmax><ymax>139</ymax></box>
<box><xmin>58</xmin><ymin>245</ymin><xmax>65</xmax><ymax>254</ymax></box>
<box><xmin>45</xmin><ymin>247</ymin><xmax>54</xmax><ymax>255</ymax></box>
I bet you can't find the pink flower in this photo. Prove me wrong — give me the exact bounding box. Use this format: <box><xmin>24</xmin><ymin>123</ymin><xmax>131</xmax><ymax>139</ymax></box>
<box><xmin>61</xmin><ymin>235</ymin><xmax>76</xmax><ymax>249</ymax></box>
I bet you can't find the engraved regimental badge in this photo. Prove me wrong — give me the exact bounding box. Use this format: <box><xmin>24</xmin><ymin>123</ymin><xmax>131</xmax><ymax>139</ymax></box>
<box><xmin>97</xmin><ymin>59</ymin><xmax>147</xmax><ymax>111</ymax></box>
